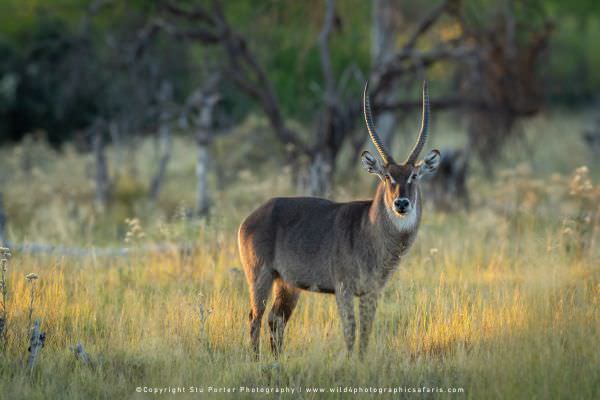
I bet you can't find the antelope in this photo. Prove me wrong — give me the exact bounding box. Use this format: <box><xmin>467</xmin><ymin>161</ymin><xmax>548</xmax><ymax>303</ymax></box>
<box><xmin>238</xmin><ymin>81</ymin><xmax>440</xmax><ymax>358</ymax></box>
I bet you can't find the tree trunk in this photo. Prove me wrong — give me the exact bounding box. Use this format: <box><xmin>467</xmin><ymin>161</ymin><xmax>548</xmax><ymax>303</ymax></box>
<box><xmin>109</xmin><ymin>122</ymin><xmax>123</xmax><ymax>181</ymax></box>
<box><xmin>307</xmin><ymin>151</ymin><xmax>334</xmax><ymax>197</ymax></box>
<box><xmin>371</xmin><ymin>0</ymin><xmax>399</xmax><ymax>149</ymax></box>
<box><xmin>195</xmin><ymin>132</ymin><xmax>211</xmax><ymax>217</ymax></box>
<box><xmin>124</xmin><ymin>121</ymin><xmax>139</xmax><ymax>180</ymax></box>
<box><xmin>0</xmin><ymin>193</ymin><xmax>6</xmax><ymax>246</ymax></box>
<box><xmin>148</xmin><ymin>122</ymin><xmax>173</xmax><ymax>202</ymax></box>
<box><xmin>93</xmin><ymin>122</ymin><xmax>111</xmax><ymax>209</ymax></box>
<box><xmin>183</xmin><ymin>85</ymin><xmax>220</xmax><ymax>218</ymax></box>
<box><xmin>372</xmin><ymin>0</ymin><xmax>393</xmax><ymax>62</ymax></box>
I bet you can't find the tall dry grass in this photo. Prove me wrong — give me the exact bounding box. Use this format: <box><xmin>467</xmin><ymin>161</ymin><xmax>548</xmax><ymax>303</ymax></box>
<box><xmin>0</xmin><ymin>111</ymin><xmax>598</xmax><ymax>399</ymax></box>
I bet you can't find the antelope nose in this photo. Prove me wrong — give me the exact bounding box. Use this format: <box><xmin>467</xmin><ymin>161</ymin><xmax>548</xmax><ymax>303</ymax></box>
<box><xmin>394</xmin><ymin>198</ymin><xmax>411</xmax><ymax>214</ymax></box>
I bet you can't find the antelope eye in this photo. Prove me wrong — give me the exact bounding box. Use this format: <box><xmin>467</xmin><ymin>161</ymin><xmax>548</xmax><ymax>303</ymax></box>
<box><xmin>411</xmin><ymin>173</ymin><xmax>418</xmax><ymax>181</ymax></box>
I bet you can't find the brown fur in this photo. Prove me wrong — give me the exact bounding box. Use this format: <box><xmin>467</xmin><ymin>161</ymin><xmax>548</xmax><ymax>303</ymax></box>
<box><xmin>238</xmin><ymin>163</ymin><xmax>428</xmax><ymax>358</ymax></box>
<box><xmin>239</xmin><ymin>81</ymin><xmax>439</xmax><ymax>358</ymax></box>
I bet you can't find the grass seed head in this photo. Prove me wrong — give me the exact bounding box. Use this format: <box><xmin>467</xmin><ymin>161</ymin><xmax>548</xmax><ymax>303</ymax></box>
<box><xmin>25</xmin><ymin>273</ymin><xmax>39</xmax><ymax>282</ymax></box>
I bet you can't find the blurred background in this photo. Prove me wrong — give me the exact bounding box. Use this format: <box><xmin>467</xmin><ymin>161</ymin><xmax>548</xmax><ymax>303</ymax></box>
<box><xmin>0</xmin><ymin>4</ymin><xmax>599</xmax><ymax>397</ymax></box>
<box><xmin>0</xmin><ymin>0</ymin><xmax>598</xmax><ymax>247</ymax></box>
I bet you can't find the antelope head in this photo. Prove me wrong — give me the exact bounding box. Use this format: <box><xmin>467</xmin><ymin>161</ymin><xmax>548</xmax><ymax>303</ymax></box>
<box><xmin>361</xmin><ymin>81</ymin><xmax>441</xmax><ymax>220</ymax></box>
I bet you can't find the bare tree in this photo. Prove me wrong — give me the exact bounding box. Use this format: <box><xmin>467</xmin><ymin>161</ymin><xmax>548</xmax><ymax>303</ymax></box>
<box><xmin>453</xmin><ymin>0</ymin><xmax>554</xmax><ymax>175</ymax></box>
<box><xmin>370</xmin><ymin>0</ymin><xmax>398</xmax><ymax>149</ymax></box>
<box><xmin>92</xmin><ymin>119</ymin><xmax>111</xmax><ymax>209</ymax></box>
<box><xmin>154</xmin><ymin>0</ymin><xmax>550</xmax><ymax>197</ymax></box>
<box><xmin>304</xmin><ymin>0</ymin><xmax>347</xmax><ymax>196</ymax></box>
<box><xmin>180</xmin><ymin>76</ymin><xmax>221</xmax><ymax>217</ymax></box>
<box><xmin>149</xmin><ymin>81</ymin><xmax>176</xmax><ymax>202</ymax></box>
<box><xmin>108</xmin><ymin>121</ymin><xmax>123</xmax><ymax>182</ymax></box>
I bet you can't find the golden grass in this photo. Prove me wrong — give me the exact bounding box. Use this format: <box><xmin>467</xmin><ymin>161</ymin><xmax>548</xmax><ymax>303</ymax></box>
<box><xmin>0</xmin><ymin>111</ymin><xmax>598</xmax><ymax>399</ymax></box>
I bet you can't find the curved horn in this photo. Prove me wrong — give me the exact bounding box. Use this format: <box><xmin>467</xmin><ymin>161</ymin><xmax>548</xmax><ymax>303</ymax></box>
<box><xmin>363</xmin><ymin>81</ymin><xmax>394</xmax><ymax>165</ymax></box>
<box><xmin>406</xmin><ymin>80</ymin><xmax>430</xmax><ymax>164</ymax></box>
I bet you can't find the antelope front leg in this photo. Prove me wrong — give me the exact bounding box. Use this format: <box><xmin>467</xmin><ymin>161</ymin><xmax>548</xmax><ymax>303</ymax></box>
<box><xmin>335</xmin><ymin>284</ymin><xmax>356</xmax><ymax>355</ymax></box>
<box><xmin>358</xmin><ymin>291</ymin><xmax>379</xmax><ymax>359</ymax></box>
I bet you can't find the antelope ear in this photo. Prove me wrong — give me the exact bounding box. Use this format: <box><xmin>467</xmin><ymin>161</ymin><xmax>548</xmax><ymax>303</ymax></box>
<box><xmin>361</xmin><ymin>150</ymin><xmax>386</xmax><ymax>180</ymax></box>
<box><xmin>417</xmin><ymin>149</ymin><xmax>441</xmax><ymax>178</ymax></box>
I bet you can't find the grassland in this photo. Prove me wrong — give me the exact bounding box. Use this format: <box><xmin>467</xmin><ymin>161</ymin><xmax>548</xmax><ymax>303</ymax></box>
<box><xmin>0</xmin><ymin>111</ymin><xmax>598</xmax><ymax>399</ymax></box>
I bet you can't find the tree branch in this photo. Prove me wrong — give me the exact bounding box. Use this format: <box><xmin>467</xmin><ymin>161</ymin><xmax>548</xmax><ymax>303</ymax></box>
<box><xmin>153</xmin><ymin>1</ymin><xmax>309</xmax><ymax>156</ymax></box>
<box><xmin>370</xmin><ymin>44</ymin><xmax>476</xmax><ymax>98</ymax></box>
<box><xmin>208</xmin><ymin>2</ymin><xmax>308</xmax><ymax>155</ymax></box>
<box><xmin>403</xmin><ymin>0</ymin><xmax>449</xmax><ymax>50</ymax></box>
<box><xmin>151</xmin><ymin>18</ymin><xmax>221</xmax><ymax>43</ymax></box>
<box><xmin>162</xmin><ymin>2</ymin><xmax>214</xmax><ymax>24</ymax></box>
<box><xmin>319</xmin><ymin>0</ymin><xmax>338</xmax><ymax>105</ymax></box>
<box><xmin>376</xmin><ymin>96</ymin><xmax>492</xmax><ymax>112</ymax></box>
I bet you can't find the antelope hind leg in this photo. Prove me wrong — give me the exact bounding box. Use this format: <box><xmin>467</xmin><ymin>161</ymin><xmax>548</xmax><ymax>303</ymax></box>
<box><xmin>268</xmin><ymin>279</ymin><xmax>300</xmax><ymax>356</ymax></box>
<box><xmin>335</xmin><ymin>284</ymin><xmax>356</xmax><ymax>355</ymax></box>
<box><xmin>247</xmin><ymin>266</ymin><xmax>275</xmax><ymax>358</ymax></box>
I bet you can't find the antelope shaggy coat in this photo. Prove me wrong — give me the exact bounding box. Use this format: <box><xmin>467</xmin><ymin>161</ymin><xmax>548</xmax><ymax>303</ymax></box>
<box><xmin>238</xmin><ymin>81</ymin><xmax>441</xmax><ymax>358</ymax></box>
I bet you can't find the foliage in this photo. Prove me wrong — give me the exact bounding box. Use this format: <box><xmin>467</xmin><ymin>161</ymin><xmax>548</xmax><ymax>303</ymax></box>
<box><xmin>0</xmin><ymin>0</ymin><xmax>190</xmax><ymax>145</ymax></box>
<box><xmin>1</xmin><ymin>0</ymin><xmax>599</xmax><ymax>145</ymax></box>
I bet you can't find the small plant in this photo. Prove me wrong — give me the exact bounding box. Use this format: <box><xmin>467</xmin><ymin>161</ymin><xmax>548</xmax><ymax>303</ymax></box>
<box><xmin>24</xmin><ymin>272</ymin><xmax>45</xmax><ymax>374</ymax></box>
<box><xmin>0</xmin><ymin>247</ymin><xmax>11</xmax><ymax>349</ymax></box>
<box><xmin>124</xmin><ymin>218</ymin><xmax>145</xmax><ymax>245</ymax></box>
<box><xmin>25</xmin><ymin>273</ymin><xmax>39</xmax><ymax>331</ymax></box>
<box><xmin>70</xmin><ymin>342</ymin><xmax>93</xmax><ymax>367</ymax></box>
<box><xmin>197</xmin><ymin>293</ymin><xmax>213</xmax><ymax>356</ymax></box>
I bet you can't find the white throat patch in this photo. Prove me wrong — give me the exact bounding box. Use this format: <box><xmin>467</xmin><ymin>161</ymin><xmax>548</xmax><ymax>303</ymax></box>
<box><xmin>386</xmin><ymin>205</ymin><xmax>418</xmax><ymax>232</ymax></box>
<box><xmin>385</xmin><ymin>191</ymin><xmax>419</xmax><ymax>232</ymax></box>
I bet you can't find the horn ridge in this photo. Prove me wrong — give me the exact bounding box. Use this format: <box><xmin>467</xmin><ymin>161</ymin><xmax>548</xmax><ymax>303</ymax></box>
<box><xmin>406</xmin><ymin>80</ymin><xmax>430</xmax><ymax>164</ymax></box>
<box><xmin>363</xmin><ymin>81</ymin><xmax>394</xmax><ymax>165</ymax></box>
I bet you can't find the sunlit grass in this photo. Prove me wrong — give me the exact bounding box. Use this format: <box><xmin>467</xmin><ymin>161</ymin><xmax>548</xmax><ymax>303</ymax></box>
<box><xmin>0</xmin><ymin>208</ymin><xmax>597</xmax><ymax>399</ymax></box>
<box><xmin>0</xmin><ymin>111</ymin><xmax>598</xmax><ymax>398</ymax></box>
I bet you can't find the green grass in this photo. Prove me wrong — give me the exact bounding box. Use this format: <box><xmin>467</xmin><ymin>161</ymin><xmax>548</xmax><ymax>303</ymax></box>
<box><xmin>0</xmin><ymin>111</ymin><xmax>598</xmax><ymax>399</ymax></box>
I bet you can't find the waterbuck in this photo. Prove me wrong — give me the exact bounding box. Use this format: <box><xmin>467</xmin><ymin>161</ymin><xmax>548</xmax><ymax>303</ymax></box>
<box><xmin>238</xmin><ymin>81</ymin><xmax>440</xmax><ymax>358</ymax></box>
